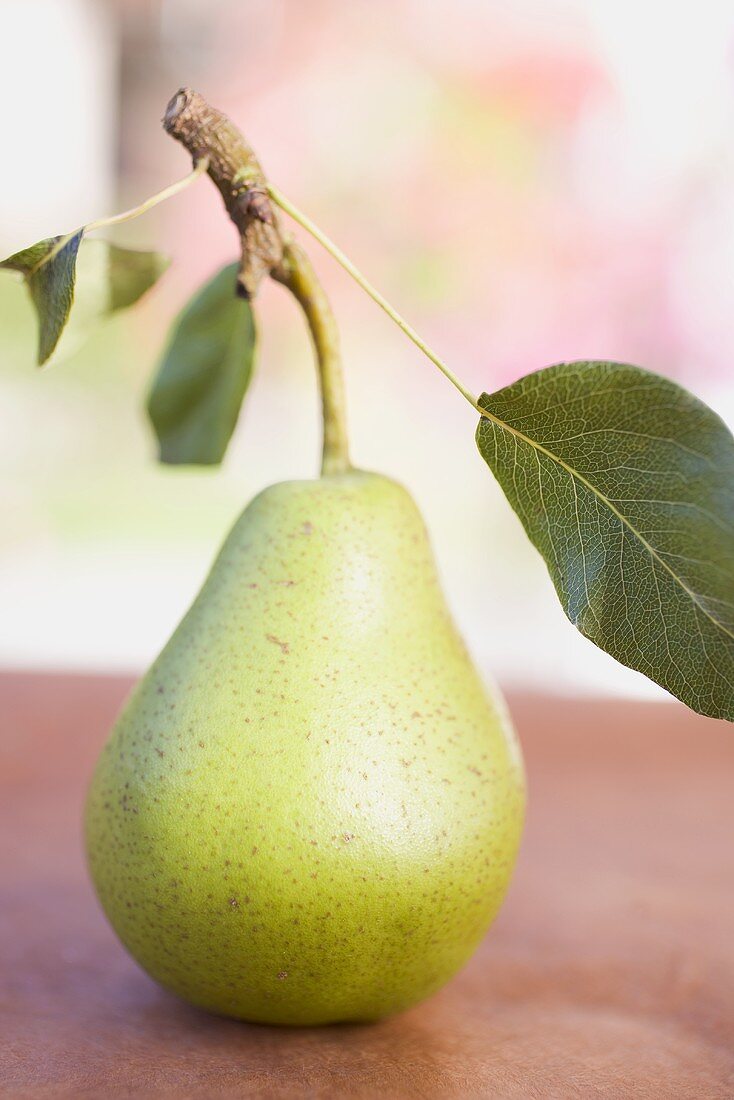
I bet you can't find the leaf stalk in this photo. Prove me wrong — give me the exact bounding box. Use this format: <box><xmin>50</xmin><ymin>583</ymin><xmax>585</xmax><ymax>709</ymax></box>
<box><xmin>31</xmin><ymin>160</ymin><xmax>209</xmax><ymax>276</ymax></box>
<box><xmin>85</xmin><ymin>158</ymin><xmax>210</xmax><ymax>235</ymax></box>
<box><xmin>266</xmin><ymin>183</ymin><xmax>486</xmax><ymax>419</ymax></box>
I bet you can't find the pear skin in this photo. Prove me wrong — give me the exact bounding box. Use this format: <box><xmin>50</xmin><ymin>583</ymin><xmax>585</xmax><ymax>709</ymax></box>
<box><xmin>85</xmin><ymin>471</ymin><xmax>525</xmax><ymax>1024</ymax></box>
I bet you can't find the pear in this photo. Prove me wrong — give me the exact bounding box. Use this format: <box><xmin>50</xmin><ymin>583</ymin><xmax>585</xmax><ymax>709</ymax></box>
<box><xmin>85</xmin><ymin>470</ymin><xmax>525</xmax><ymax>1025</ymax></box>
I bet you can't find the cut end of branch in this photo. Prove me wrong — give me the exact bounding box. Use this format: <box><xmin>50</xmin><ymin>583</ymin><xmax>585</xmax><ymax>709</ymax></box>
<box><xmin>162</xmin><ymin>89</ymin><xmax>189</xmax><ymax>133</ymax></box>
<box><xmin>162</xmin><ymin>87</ymin><xmax>286</xmax><ymax>298</ymax></box>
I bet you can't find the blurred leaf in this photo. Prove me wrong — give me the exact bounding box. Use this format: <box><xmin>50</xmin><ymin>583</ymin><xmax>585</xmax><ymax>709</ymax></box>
<box><xmin>147</xmin><ymin>263</ymin><xmax>256</xmax><ymax>465</ymax></box>
<box><xmin>49</xmin><ymin>241</ymin><xmax>169</xmax><ymax>365</ymax></box>
<box><xmin>102</xmin><ymin>243</ymin><xmax>171</xmax><ymax>312</ymax></box>
<box><xmin>1</xmin><ymin>235</ymin><xmax>169</xmax><ymax>365</ymax></box>
<box><xmin>476</xmin><ymin>361</ymin><xmax>734</xmax><ymax>721</ymax></box>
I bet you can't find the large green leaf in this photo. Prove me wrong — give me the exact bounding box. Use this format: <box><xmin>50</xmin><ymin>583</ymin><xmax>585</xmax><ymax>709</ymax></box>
<box><xmin>147</xmin><ymin>263</ymin><xmax>256</xmax><ymax>465</ymax></box>
<box><xmin>1</xmin><ymin>235</ymin><xmax>169</xmax><ymax>364</ymax></box>
<box><xmin>476</xmin><ymin>361</ymin><xmax>734</xmax><ymax>721</ymax></box>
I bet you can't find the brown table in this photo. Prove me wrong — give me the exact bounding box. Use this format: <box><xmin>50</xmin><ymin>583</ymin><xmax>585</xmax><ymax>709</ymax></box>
<box><xmin>2</xmin><ymin>672</ymin><xmax>732</xmax><ymax>1098</ymax></box>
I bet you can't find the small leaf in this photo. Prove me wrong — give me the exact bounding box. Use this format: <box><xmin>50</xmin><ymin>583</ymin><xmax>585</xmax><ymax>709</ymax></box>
<box><xmin>0</xmin><ymin>238</ymin><xmax>59</xmax><ymax>274</ymax></box>
<box><xmin>1</xmin><ymin>235</ymin><xmax>169</xmax><ymax>365</ymax></box>
<box><xmin>103</xmin><ymin>243</ymin><xmax>171</xmax><ymax>312</ymax></box>
<box><xmin>147</xmin><ymin>263</ymin><xmax>256</xmax><ymax>465</ymax></box>
<box><xmin>2</xmin><ymin>232</ymin><xmax>83</xmax><ymax>363</ymax></box>
<box><xmin>51</xmin><ymin>241</ymin><xmax>169</xmax><ymax>363</ymax></box>
<box><xmin>476</xmin><ymin>361</ymin><xmax>734</xmax><ymax>721</ymax></box>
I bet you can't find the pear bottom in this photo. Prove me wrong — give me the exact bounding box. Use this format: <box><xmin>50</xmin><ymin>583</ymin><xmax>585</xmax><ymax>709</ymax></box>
<box><xmin>85</xmin><ymin>471</ymin><xmax>525</xmax><ymax>1025</ymax></box>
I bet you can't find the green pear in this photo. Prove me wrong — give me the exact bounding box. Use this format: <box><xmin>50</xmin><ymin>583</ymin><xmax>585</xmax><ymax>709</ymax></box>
<box><xmin>85</xmin><ymin>470</ymin><xmax>525</xmax><ymax>1025</ymax></box>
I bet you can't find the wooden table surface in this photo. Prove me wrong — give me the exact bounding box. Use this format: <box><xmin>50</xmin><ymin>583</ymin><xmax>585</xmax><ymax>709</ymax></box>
<box><xmin>1</xmin><ymin>672</ymin><xmax>732</xmax><ymax>1098</ymax></box>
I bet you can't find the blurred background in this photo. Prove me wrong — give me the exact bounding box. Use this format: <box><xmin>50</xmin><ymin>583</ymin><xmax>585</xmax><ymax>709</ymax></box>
<box><xmin>1</xmin><ymin>0</ymin><xmax>733</xmax><ymax>701</ymax></box>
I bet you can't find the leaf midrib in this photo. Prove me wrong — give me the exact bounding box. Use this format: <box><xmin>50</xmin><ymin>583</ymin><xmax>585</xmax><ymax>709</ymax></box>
<box><xmin>479</xmin><ymin>401</ymin><xmax>734</xmax><ymax>646</ymax></box>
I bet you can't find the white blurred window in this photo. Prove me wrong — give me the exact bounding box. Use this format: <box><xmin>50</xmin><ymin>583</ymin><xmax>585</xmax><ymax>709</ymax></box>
<box><xmin>0</xmin><ymin>0</ymin><xmax>116</xmax><ymax>254</ymax></box>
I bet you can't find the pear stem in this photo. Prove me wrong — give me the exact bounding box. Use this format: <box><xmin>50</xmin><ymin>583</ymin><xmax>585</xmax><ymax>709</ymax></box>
<box><xmin>273</xmin><ymin>242</ymin><xmax>351</xmax><ymax>475</ymax></box>
<box><xmin>162</xmin><ymin>88</ymin><xmax>351</xmax><ymax>476</ymax></box>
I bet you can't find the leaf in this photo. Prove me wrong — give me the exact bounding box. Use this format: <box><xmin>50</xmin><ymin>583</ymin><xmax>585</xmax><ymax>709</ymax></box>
<box><xmin>476</xmin><ymin>361</ymin><xmax>734</xmax><ymax>721</ymax></box>
<box><xmin>1</xmin><ymin>232</ymin><xmax>83</xmax><ymax>363</ymax></box>
<box><xmin>147</xmin><ymin>263</ymin><xmax>256</xmax><ymax>465</ymax></box>
<box><xmin>74</xmin><ymin>241</ymin><xmax>170</xmax><ymax>315</ymax></box>
<box><xmin>103</xmin><ymin>243</ymin><xmax>171</xmax><ymax>312</ymax></box>
<box><xmin>50</xmin><ymin>241</ymin><xmax>169</xmax><ymax>364</ymax></box>
<box><xmin>1</xmin><ymin>235</ymin><xmax>169</xmax><ymax>365</ymax></box>
<box><xmin>1</xmin><ymin>238</ymin><xmax>60</xmax><ymax>273</ymax></box>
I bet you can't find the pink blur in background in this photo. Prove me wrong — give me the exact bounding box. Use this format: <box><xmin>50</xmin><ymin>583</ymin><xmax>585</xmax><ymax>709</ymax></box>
<box><xmin>1</xmin><ymin>0</ymin><xmax>733</xmax><ymax>701</ymax></box>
